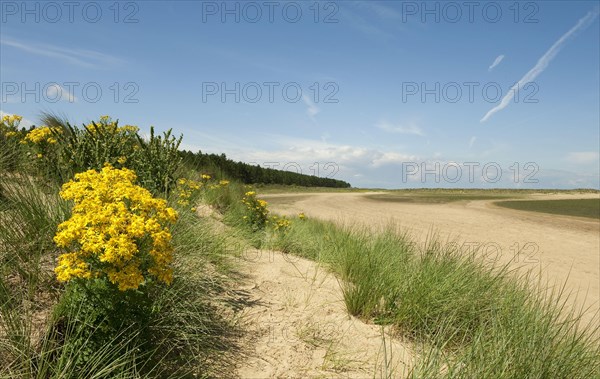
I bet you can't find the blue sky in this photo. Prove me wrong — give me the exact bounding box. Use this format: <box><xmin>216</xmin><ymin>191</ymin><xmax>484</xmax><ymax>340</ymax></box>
<box><xmin>1</xmin><ymin>0</ymin><xmax>599</xmax><ymax>188</ymax></box>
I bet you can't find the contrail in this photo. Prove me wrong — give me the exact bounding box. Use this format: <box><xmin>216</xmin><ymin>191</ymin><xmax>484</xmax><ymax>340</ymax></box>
<box><xmin>488</xmin><ymin>54</ymin><xmax>505</xmax><ymax>71</ymax></box>
<box><xmin>481</xmin><ymin>8</ymin><xmax>599</xmax><ymax>123</ymax></box>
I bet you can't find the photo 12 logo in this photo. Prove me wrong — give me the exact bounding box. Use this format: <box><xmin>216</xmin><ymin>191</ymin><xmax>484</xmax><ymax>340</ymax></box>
<box><xmin>437</xmin><ymin>241</ymin><xmax>541</xmax><ymax>264</ymax></box>
<box><xmin>250</xmin><ymin>162</ymin><xmax>339</xmax><ymax>178</ymax></box>
<box><xmin>202</xmin><ymin>82</ymin><xmax>339</xmax><ymax>104</ymax></box>
<box><xmin>1</xmin><ymin>81</ymin><xmax>140</xmax><ymax>104</ymax></box>
<box><xmin>1</xmin><ymin>1</ymin><xmax>140</xmax><ymax>23</ymax></box>
<box><xmin>401</xmin><ymin>161</ymin><xmax>539</xmax><ymax>184</ymax></box>
<box><xmin>200</xmin><ymin>1</ymin><xmax>339</xmax><ymax>23</ymax></box>
<box><xmin>399</xmin><ymin>1</ymin><xmax>539</xmax><ymax>24</ymax></box>
<box><xmin>401</xmin><ymin>81</ymin><xmax>539</xmax><ymax>104</ymax></box>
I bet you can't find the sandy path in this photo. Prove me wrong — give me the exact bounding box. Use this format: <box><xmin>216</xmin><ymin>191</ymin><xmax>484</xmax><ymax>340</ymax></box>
<box><xmin>263</xmin><ymin>192</ymin><xmax>600</xmax><ymax>325</ymax></box>
<box><xmin>234</xmin><ymin>249</ymin><xmax>413</xmax><ymax>378</ymax></box>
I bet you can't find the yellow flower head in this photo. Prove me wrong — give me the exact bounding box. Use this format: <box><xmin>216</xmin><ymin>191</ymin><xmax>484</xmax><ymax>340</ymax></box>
<box><xmin>175</xmin><ymin>177</ymin><xmax>202</xmax><ymax>207</ymax></box>
<box><xmin>54</xmin><ymin>165</ymin><xmax>178</xmax><ymax>291</ymax></box>
<box><xmin>241</xmin><ymin>190</ymin><xmax>269</xmax><ymax>228</ymax></box>
<box><xmin>24</xmin><ymin>126</ymin><xmax>61</xmax><ymax>144</ymax></box>
<box><xmin>271</xmin><ymin>216</ymin><xmax>291</xmax><ymax>232</ymax></box>
<box><xmin>87</xmin><ymin>116</ymin><xmax>135</xmax><ymax>135</ymax></box>
<box><xmin>1</xmin><ymin>114</ymin><xmax>23</xmax><ymax>131</ymax></box>
<box><xmin>121</xmin><ymin>124</ymin><xmax>139</xmax><ymax>133</ymax></box>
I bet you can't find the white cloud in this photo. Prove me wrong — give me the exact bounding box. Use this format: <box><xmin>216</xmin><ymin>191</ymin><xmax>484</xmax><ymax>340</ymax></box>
<box><xmin>468</xmin><ymin>136</ymin><xmax>477</xmax><ymax>148</ymax></box>
<box><xmin>0</xmin><ymin>36</ymin><xmax>123</xmax><ymax>69</ymax></box>
<box><xmin>488</xmin><ymin>54</ymin><xmax>505</xmax><ymax>71</ymax></box>
<box><xmin>302</xmin><ymin>95</ymin><xmax>320</xmax><ymax>119</ymax></box>
<box><xmin>196</xmin><ymin>135</ymin><xmax>417</xmax><ymax>173</ymax></box>
<box><xmin>566</xmin><ymin>152</ymin><xmax>600</xmax><ymax>164</ymax></box>
<box><xmin>45</xmin><ymin>84</ymin><xmax>77</xmax><ymax>103</ymax></box>
<box><xmin>244</xmin><ymin>144</ymin><xmax>368</xmax><ymax>164</ymax></box>
<box><xmin>376</xmin><ymin>120</ymin><xmax>425</xmax><ymax>136</ymax></box>
<box><xmin>530</xmin><ymin>168</ymin><xmax>599</xmax><ymax>189</ymax></box>
<box><xmin>372</xmin><ymin>152</ymin><xmax>417</xmax><ymax>167</ymax></box>
<box><xmin>177</xmin><ymin>133</ymin><xmax>599</xmax><ymax>189</ymax></box>
<box><xmin>481</xmin><ymin>8</ymin><xmax>599</xmax><ymax>122</ymax></box>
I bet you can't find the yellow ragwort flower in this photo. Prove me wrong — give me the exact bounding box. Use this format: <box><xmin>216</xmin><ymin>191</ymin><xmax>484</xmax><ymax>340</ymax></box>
<box><xmin>54</xmin><ymin>165</ymin><xmax>178</xmax><ymax>291</ymax></box>
<box><xmin>24</xmin><ymin>126</ymin><xmax>61</xmax><ymax>144</ymax></box>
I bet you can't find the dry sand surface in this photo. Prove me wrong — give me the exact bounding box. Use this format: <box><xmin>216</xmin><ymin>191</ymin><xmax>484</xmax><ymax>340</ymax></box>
<box><xmin>230</xmin><ymin>191</ymin><xmax>598</xmax><ymax>378</ymax></box>
<box><xmin>235</xmin><ymin>249</ymin><xmax>413</xmax><ymax>378</ymax></box>
<box><xmin>262</xmin><ymin>192</ymin><xmax>600</xmax><ymax>326</ymax></box>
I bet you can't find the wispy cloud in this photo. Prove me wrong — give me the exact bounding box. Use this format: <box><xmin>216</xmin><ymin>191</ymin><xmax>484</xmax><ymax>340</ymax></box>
<box><xmin>376</xmin><ymin>120</ymin><xmax>425</xmax><ymax>136</ymax></box>
<box><xmin>488</xmin><ymin>54</ymin><xmax>505</xmax><ymax>71</ymax></box>
<box><xmin>468</xmin><ymin>136</ymin><xmax>477</xmax><ymax>148</ymax></box>
<box><xmin>339</xmin><ymin>6</ymin><xmax>394</xmax><ymax>39</ymax></box>
<box><xmin>302</xmin><ymin>95</ymin><xmax>320</xmax><ymax>119</ymax></box>
<box><xmin>177</xmin><ymin>132</ymin><xmax>599</xmax><ymax>189</ymax></box>
<box><xmin>45</xmin><ymin>84</ymin><xmax>77</xmax><ymax>103</ymax></box>
<box><xmin>566</xmin><ymin>151</ymin><xmax>600</xmax><ymax>164</ymax></box>
<box><xmin>352</xmin><ymin>1</ymin><xmax>402</xmax><ymax>20</ymax></box>
<box><xmin>0</xmin><ymin>37</ymin><xmax>124</xmax><ymax>69</ymax></box>
<box><xmin>192</xmin><ymin>134</ymin><xmax>417</xmax><ymax>170</ymax></box>
<box><xmin>481</xmin><ymin>8</ymin><xmax>599</xmax><ymax>122</ymax></box>
<box><xmin>371</xmin><ymin>152</ymin><xmax>417</xmax><ymax>167</ymax></box>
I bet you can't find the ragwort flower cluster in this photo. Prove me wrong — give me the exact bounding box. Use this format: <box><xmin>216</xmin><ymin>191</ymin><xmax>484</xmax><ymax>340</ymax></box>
<box><xmin>0</xmin><ymin>114</ymin><xmax>22</xmax><ymax>138</ymax></box>
<box><xmin>241</xmin><ymin>191</ymin><xmax>269</xmax><ymax>229</ymax></box>
<box><xmin>24</xmin><ymin>126</ymin><xmax>61</xmax><ymax>145</ymax></box>
<box><xmin>176</xmin><ymin>175</ymin><xmax>230</xmax><ymax>210</ymax></box>
<box><xmin>176</xmin><ymin>178</ymin><xmax>202</xmax><ymax>206</ymax></box>
<box><xmin>268</xmin><ymin>215</ymin><xmax>291</xmax><ymax>233</ymax></box>
<box><xmin>54</xmin><ymin>164</ymin><xmax>178</xmax><ymax>291</ymax></box>
<box><xmin>86</xmin><ymin>115</ymin><xmax>139</xmax><ymax>135</ymax></box>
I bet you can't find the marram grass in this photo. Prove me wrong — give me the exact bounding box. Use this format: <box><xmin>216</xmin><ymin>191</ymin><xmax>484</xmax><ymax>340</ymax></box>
<box><xmin>266</xmin><ymin>216</ymin><xmax>600</xmax><ymax>378</ymax></box>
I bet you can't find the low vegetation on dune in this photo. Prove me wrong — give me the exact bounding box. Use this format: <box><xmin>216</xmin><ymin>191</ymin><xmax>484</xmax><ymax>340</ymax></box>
<box><xmin>365</xmin><ymin>192</ymin><xmax>520</xmax><ymax>204</ymax></box>
<box><xmin>265</xmin><ymin>218</ymin><xmax>599</xmax><ymax>378</ymax></box>
<box><xmin>0</xmin><ymin>114</ymin><xmax>248</xmax><ymax>378</ymax></box>
<box><xmin>1</xmin><ymin>113</ymin><xmax>598</xmax><ymax>378</ymax></box>
<box><xmin>496</xmin><ymin>198</ymin><xmax>600</xmax><ymax>219</ymax></box>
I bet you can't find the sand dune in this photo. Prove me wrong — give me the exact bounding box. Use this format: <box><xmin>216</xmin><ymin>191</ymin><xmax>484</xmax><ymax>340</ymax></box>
<box><xmin>263</xmin><ymin>192</ymin><xmax>600</xmax><ymax>326</ymax></box>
